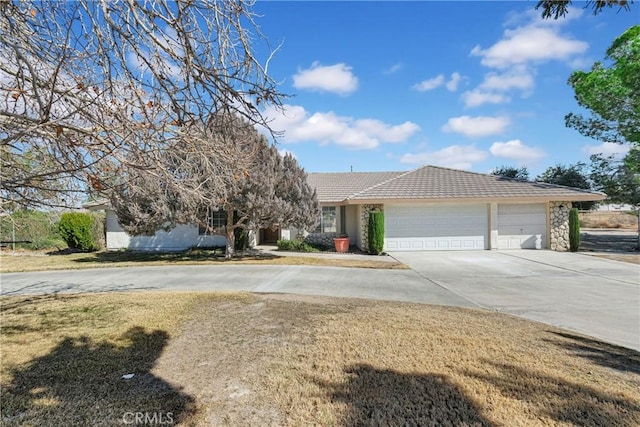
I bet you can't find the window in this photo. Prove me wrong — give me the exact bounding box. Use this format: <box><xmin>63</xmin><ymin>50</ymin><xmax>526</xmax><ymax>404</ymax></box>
<box><xmin>199</xmin><ymin>209</ymin><xmax>227</xmax><ymax>235</ymax></box>
<box><xmin>314</xmin><ymin>206</ymin><xmax>337</xmax><ymax>233</ymax></box>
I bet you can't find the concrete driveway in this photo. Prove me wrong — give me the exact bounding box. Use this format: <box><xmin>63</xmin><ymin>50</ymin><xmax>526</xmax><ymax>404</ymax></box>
<box><xmin>2</xmin><ymin>250</ymin><xmax>638</xmax><ymax>350</ymax></box>
<box><xmin>0</xmin><ymin>264</ymin><xmax>475</xmax><ymax>308</ymax></box>
<box><xmin>389</xmin><ymin>250</ymin><xmax>640</xmax><ymax>351</ymax></box>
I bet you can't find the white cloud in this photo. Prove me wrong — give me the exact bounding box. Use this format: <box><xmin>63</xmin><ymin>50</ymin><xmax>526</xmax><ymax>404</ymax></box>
<box><xmin>490</xmin><ymin>139</ymin><xmax>546</xmax><ymax>162</ymax></box>
<box><xmin>462</xmin><ymin>67</ymin><xmax>534</xmax><ymax>107</ymax></box>
<box><xmin>400</xmin><ymin>145</ymin><xmax>488</xmax><ymax>170</ymax></box>
<box><xmin>413</xmin><ymin>72</ymin><xmax>462</xmax><ymax>92</ymax></box>
<box><xmin>354</xmin><ymin>119</ymin><xmax>421</xmax><ymax>143</ymax></box>
<box><xmin>292</xmin><ymin>62</ymin><xmax>358</xmax><ymax>95</ymax></box>
<box><xmin>412</xmin><ymin>74</ymin><xmax>445</xmax><ymax>92</ymax></box>
<box><xmin>461</xmin><ymin>90</ymin><xmax>510</xmax><ymax>108</ymax></box>
<box><xmin>470</xmin><ymin>25</ymin><xmax>588</xmax><ymax>69</ymax></box>
<box><xmin>442</xmin><ymin>115</ymin><xmax>510</xmax><ymax>138</ymax></box>
<box><xmin>464</xmin><ymin>12</ymin><xmax>585</xmax><ymax>107</ymax></box>
<box><xmin>263</xmin><ymin>104</ymin><xmax>420</xmax><ymax>150</ymax></box>
<box><xmin>479</xmin><ymin>68</ymin><xmax>534</xmax><ymax>92</ymax></box>
<box><xmin>383</xmin><ymin>63</ymin><xmax>403</xmax><ymax>75</ymax></box>
<box><xmin>446</xmin><ymin>72</ymin><xmax>463</xmax><ymax>91</ymax></box>
<box><xmin>582</xmin><ymin>142</ymin><xmax>630</xmax><ymax>158</ymax></box>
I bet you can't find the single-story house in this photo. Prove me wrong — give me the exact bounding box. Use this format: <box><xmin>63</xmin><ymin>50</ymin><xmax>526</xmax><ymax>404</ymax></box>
<box><xmin>86</xmin><ymin>165</ymin><xmax>605</xmax><ymax>252</ymax></box>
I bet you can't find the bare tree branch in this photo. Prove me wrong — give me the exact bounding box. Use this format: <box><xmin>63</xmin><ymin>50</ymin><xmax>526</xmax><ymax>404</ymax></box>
<box><xmin>1</xmin><ymin>0</ymin><xmax>286</xmax><ymax>209</ymax></box>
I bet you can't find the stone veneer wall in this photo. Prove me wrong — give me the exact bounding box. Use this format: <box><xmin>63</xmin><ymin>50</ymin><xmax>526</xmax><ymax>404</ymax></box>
<box><xmin>360</xmin><ymin>204</ymin><xmax>383</xmax><ymax>253</ymax></box>
<box><xmin>549</xmin><ymin>201</ymin><xmax>572</xmax><ymax>251</ymax></box>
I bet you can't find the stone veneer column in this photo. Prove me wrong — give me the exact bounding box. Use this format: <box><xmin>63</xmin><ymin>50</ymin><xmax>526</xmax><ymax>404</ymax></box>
<box><xmin>549</xmin><ymin>201</ymin><xmax>572</xmax><ymax>251</ymax></box>
<box><xmin>360</xmin><ymin>204</ymin><xmax>383</xmax><ymax>253</ymax></box>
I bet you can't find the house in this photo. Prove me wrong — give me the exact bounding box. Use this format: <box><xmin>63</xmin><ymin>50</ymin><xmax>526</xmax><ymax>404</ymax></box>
<box><xmin>298</xmin><ymin>165</ymin><xmax>605</xmax><ymax>252</ymax></box>
<box><xmin>86</xmin><ymin>165</ymin><xmax>605</xmax><ymax>252</ymax></box>
<box><xmin>83</xmin><ymin>199</ymin><xmax>230</xmax><ymax>251</ymax></box>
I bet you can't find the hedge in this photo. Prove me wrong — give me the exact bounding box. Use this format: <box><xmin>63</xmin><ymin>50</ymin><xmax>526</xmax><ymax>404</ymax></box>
<box><xmin>58</xmin><ymin>212</ymin><xmax>100</xmax><ymax>251</ymax></box>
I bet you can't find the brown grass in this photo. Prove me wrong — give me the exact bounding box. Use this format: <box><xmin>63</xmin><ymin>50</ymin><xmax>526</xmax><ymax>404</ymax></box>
<box><xmin>580</xmin><ymin>211</ymin><xmax>638</xmax><ymax>229</ymax></box>
<box><xmin>0</xmin><ymin>250</ymin><xmax>407</xmax><ymax>273</ymax></box>
<box><xmin>0</xmin><ymin>292</ymin><xmax>222</xmax><ymax>426</ymax></box>
<box><xmin>3</xmin><ymin>292</ymin><xmax>638</xmax><ymax>426</ymax></box>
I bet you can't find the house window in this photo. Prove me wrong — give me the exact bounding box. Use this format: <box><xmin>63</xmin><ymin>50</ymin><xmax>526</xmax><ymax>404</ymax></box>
<box><xmin>199</xmin><ymin>209</ymin><xmax>227</xmax><ymax>235</ymax></box>
<box><xmin>315</xmin><ymin>206</ymin><xmax>337</xmax><ymax>233</ymax></box>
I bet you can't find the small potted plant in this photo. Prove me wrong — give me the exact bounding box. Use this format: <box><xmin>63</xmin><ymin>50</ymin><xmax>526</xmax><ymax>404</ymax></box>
<box><xmin>333</xmin><ymin>234</ymin><xmax>350</xmax><ymax>253</ymax></box>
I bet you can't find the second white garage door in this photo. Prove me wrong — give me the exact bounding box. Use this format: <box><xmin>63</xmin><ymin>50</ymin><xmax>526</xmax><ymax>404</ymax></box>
<box><xmin>497</xmin><ymin>203</ymin><xmax>547</xmax><ymax>249</ymax></box>
<box><xmin>385</xmin><ymin>204</ymin><xmax>488</xmax><ymax>251</ymax></box>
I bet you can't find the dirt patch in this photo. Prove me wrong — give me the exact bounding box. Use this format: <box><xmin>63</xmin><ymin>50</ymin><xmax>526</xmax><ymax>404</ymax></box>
<box><xmin>154</xmin><ymin>294</ymin><xmax>350</xmax><ymax>425</ymax></box>
<box><xmin>592</xmin><ymin>254</ymin><xmax>640</xmax><ymax>265</ymax></box>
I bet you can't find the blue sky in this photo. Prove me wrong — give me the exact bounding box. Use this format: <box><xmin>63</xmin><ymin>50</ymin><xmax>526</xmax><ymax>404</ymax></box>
<box><xmin>251</xmin><ymin>1</ymin><xmax>637</xmax><ymax>177</ymax></box>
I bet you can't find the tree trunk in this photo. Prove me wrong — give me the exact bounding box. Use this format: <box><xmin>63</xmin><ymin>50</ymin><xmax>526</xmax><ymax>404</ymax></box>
<box><xmin>225</xmin><ymin>207</ymin><xmax>235</xmax><ymax>260</ymax></box>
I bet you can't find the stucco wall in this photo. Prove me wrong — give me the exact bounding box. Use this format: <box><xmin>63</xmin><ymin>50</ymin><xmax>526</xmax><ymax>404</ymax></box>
<box><xmin>105</xmin><ymin>210</ymin><xmax>225</xmax><ymax>251</ymax></box>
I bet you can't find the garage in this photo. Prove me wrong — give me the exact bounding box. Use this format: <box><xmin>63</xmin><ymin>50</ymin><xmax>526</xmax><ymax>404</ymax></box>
<box><xmin>497</xmin><ymin>203</ymin><xmax>547</xmax><ymax>249</ymax></box>
<box><xmin>385</xmin><ymin>204</ymin><xmax>488</xmax><ymax>251</ymax></box>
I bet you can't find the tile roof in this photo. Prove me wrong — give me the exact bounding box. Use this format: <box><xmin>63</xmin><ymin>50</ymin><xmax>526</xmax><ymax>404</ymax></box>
<box><xmin>307</xmin><ymin>171</ymin><xmax>403</xmax><ymax>203</ymax></box>
<box><xmin>308</xmin><ymin>165</ymin><xmax>605</xmax><ymax>204</ymax></box>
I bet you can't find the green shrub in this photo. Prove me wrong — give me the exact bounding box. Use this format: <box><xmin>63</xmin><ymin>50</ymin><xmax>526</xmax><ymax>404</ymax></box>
<box><xmin>569</xmin><ymin>208</ymin><xmax>580</xmax><ymax>252</ymax></box>
<box><xmin>368</xmin><ymin>211</ymin><xmax>385</xmax><ymax>255</ymax></box>
<box><xmin>276</xmin><ymin>239</ymin><xmax>319</xmax><ymax>252</ymax></box>
<box><xmin>58</xmin><ymin>212</ymin><xmax>99</xmax><ymax>251</ymax></box>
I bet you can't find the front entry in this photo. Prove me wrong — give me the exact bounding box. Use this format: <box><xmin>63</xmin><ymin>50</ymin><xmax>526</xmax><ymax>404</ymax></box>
<box><xmin>261</xmin><ymin>228</ymin><xmax>280</xmax><ymax>244</ymax></box>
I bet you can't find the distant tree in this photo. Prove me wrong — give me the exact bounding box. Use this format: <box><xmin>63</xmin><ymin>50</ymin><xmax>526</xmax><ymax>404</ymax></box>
<box><xmin>110</xmin><ymin>113</ymin><xmax>319</xmax><ymax>259</ymax></box>
<box><xmin>536</xmin><ymin>1</ymin><xmax>634</xmax><ymax>20</ymax></box>
<box><xmin>491</xmin><ymin>166</ymin><xmax>530</xmax><ymax>181</ymax></box>
<box><xmin>1</xmin><ymin>0</ymin><xmax>284</xmax><ymax>209</ymax></box>
<box><xmin>536</xmin><ymin>163</ymin><xmax>595</xmax><ymax>210</ymax></box>
<box><xmin>565</xmin><ymin>25</ymin><xmax>639</xmax><ymax>146</ymax></box>
<box><xmin>590</xmin><ymin>148</ymin><xmax>640</xmax><ymax>248</ymax></box>
<box><xmin>590</xmin><ymin>149</ymin><xmax>640</xmax><ymax>207</ymax></box>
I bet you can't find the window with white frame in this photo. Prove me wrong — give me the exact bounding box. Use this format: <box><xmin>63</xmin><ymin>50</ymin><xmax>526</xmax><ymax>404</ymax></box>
<box><xmin>199</xmin><ymin>209</ymin><xmax>227</xmax><ymax>235</ymax></box>
<box><xmin>314</xmin><ymin>206</ymin><xmax>337</xmax><ymax>233</ymax></box>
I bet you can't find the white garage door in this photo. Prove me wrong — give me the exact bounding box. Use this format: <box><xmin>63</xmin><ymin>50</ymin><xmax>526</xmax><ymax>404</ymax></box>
<box><xmin>497</xmin><ymin>203</ymin><xmax>547</xmax><ymax>249</ymax></box>
<box><xmin>385</xmin><ymin>204</ymin><xmax>488</xmax><ymax>251</ymax></box>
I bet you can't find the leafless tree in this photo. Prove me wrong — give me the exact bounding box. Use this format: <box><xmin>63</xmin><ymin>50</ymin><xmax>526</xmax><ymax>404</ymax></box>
<box><xmin>111</xmin><ymin>112</ymin><xmax>319</xmax><ymax>258</ymax></box>
<box><xmin>0</xmin><ymin>0</ymin><xmax>284</xmax><ymax>211</ymax></box>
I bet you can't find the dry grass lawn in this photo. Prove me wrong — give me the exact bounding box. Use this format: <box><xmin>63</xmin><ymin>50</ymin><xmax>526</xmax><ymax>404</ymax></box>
<box><xmin>0</xmin><ymin>250</ymin><xmax>406</xmax><ymax>273</ymax></box>
<box><xmin>580</xmin><ymin>211</ymin><xmax>638</xmax><ymax>229</ymax></box>
<box><xmin>2</xmin><ymin>292</ymin><xmax>639</xmax><ymax>426</ymax></box>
